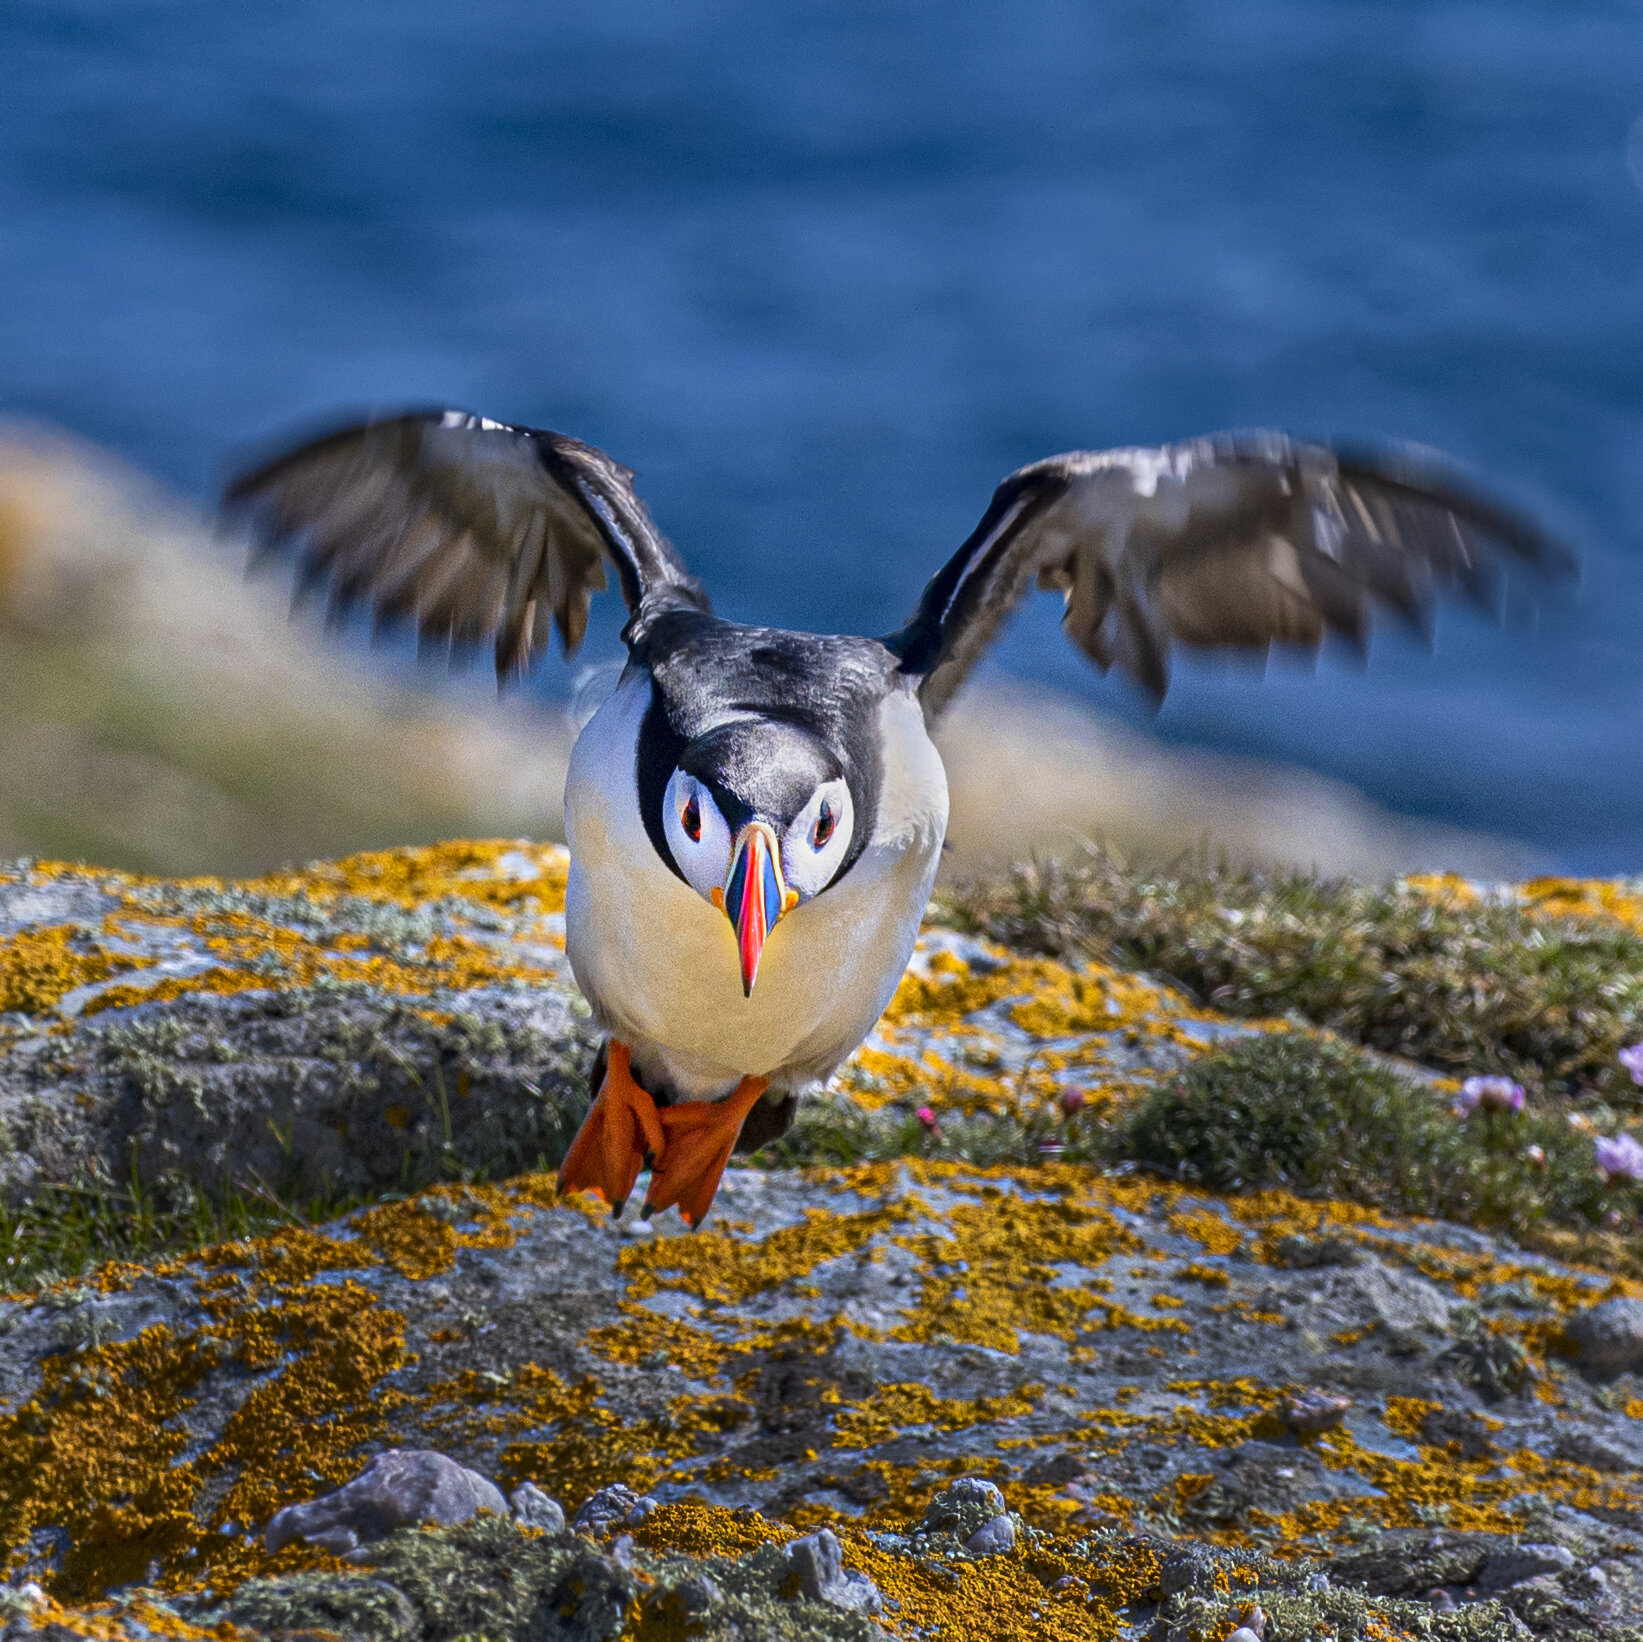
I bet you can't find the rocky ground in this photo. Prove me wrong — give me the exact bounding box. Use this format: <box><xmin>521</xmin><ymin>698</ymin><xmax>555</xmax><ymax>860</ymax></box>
<box><xmin>1</xmin><ymin>842</ymin><xmax>1643</xmax><ymax>1640</ymax></box>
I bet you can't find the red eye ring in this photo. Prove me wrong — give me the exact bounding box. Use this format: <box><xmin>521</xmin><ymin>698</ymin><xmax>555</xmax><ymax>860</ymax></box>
<box><xmin>682</xmin><ymin>794</ymin><xmax>702</xmax><ymax>843</ymax></box>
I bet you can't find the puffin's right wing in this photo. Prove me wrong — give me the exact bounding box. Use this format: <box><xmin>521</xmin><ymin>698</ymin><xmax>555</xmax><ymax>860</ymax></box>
<box><xmin>891</xmin><ymin>432</ymin><xmax>1575</xmax><ymax>720</ymax></box>
<box><xmin>223</xmin><ymin>409</ymin><xmax>709</xmax><ymax>681</ymax></box>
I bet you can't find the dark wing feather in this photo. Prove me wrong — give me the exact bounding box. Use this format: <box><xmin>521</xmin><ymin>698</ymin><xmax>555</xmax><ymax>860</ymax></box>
<box><xmin>222</xmin><ymin>409</ymin><xmax>709</xmax><ymax>680</ymax></box>
<box><xmin>891</xmin><ymin>431</ymin><xmax>1574</xmax><ymax>719</ymax></box>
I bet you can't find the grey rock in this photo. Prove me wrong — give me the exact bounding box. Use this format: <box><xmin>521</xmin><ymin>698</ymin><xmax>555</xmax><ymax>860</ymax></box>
<box><xmin>1272</xmin><ymin>1233</ymin><xmax>1359</xmax><ymax>1268</ymax></box>
<box><xmin>963</xmin><ymin>1515</ymin><xmax>1016</xmax><ymax>1556</ymax></box>
<box><xmin>1330</xmin><ymin>1533</ymin><xmax>1492</xmax><ymax>1596</ymax></box>
<box><xmin>1324</xmin><ymin>1257</ymin><xmax>1453</xmax><ymax>1336</ymax></box>
<box><xmin>1477</xmin><ymin>1542</ymin><xmax>1578</xmax><ymax>1589</ymax></box>
<box><xmin>264</xmin><ymin>1450</ymin><xmax>506</xmax><ymax>1556</ymax></box>
<box><xmin>508</xmin><ymin>1482</ymin><xmax>564</xmax><ymax>1533</ymax></box>
<box><xmin>1181</xmin><ymin>1442</ymin><xmax>1377</xmax><ymax>1530</ymax></box>
<box><xmin>1551</xmin><ymin>1429</ymin><xmax>1639</xmax><ymax>1472</ymax></box>
<box><xmin>783</xmin><ymin>1528</ymin><xmax>883</xmax><ymax>1615</ymax></box>
<box><xmin>1566</xmin><ymin>1297</ymin><xmax>1643</xmax><ymax>1380</ymax></box>
<box><xmin>571</xmin><ymin>1484</ymin><xmax>657</xmax><ymax>1537</ymax></box>
<box><xmin>1226</xmin><ymin>1630</ymin><xmax>1261</xmax><ymax>1642</ymax></box>
<box><xmin>0</xmin><ymin>853</ymin><xmax>598</xmax><ymax>1215</ymax></box>
<box><xmin>918</xmin><ymin>1477</ymin><xmax>1006</xmax><ymax>1541</ymax></box>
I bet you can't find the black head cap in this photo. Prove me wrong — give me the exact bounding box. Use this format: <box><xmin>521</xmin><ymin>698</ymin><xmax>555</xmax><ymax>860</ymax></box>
<box><xmin>631</xmin><ymin>609</ymin><xmax>892</xmax><ymax>889</ymax></box>
<box><xmin>677</xmin><ymin>718</ymin><xmax>841</xmax><ymax>835</ymax></box>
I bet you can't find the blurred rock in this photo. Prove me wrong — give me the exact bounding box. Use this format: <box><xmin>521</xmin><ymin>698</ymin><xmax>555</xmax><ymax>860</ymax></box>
<box><xmin>571</xmin><ymin>1484</ymin><xmax>657</xmax><ymax>1537</ymax></box>
<box><xmin>508</xmin><ymin>1484</ymin><xmax>565</xmax><ymax>1533</ymax></box>
<box><xmin>936</xmin><ymin>678</ymin><xmax>1541</xmax><ymax>880</ymax></box>
<box><xmin>963</xmin><ymin>1515</ymin><xmax>1016</xmax><ymax>1555</ymax></box>
<box><xmin>1283</xmin><ymin>1390</ymin><xmax>1353</xmax><ymax>1434</ymax></box>
<box><xmin>1567</xmin><ymin>1298</ymin><xmax>1643</xmax><ymax>1379</ymax></box>
<box><xmin>1478</xmin><ymin>1544</ymin><xmax>1577</xmax><ymax>1589</ymax></box>
<box><xmin>264</xmin><ymin>1451</ymin><xmax>506</xmax><ymax>1556</ymax></box>
<box><xmin>782</xmin><ymin>1528</ymin><xmax>883</xmax><ymax>1614</ymax></box>
<box><xmin>918</xmin><ymin>1478</ymin><xmax>1007</xmax><ymax>1541</ymax></box>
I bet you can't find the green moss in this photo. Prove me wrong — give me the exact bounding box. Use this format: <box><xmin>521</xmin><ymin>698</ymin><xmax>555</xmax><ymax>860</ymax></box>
<box><xmin>1116</xmin><ymin>1032</ymin><xmax>1626</xmax><ymax>1236</ymax></box>
<box><xmin>936</xmin><ymin>848</ymin><xmax>1643</xmax><ymax>1104</ymax></box>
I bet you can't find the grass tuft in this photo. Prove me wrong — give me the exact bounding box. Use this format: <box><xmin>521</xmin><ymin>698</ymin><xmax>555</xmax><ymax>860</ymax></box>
<box><xmin>0</xmin><ymin>1176</ymin><xmax>360</xmax><ymax>1290</ymax></box>
<box><xmin>935</xmin><ymin>848</ymin><xmax>1643</xmax><ymax>1104</ymax></box>
<box><xmin>1118</xmin><ymin>1033</ymin><xmax>1626</xmax><ymax>1237</ymax></box>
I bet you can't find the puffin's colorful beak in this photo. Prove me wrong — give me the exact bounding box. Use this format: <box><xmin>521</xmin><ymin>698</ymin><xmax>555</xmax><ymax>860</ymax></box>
<box><xmin>722</xmin><ymin>821</ymin><xmax>793</xmax><ymax>997</ymax></box>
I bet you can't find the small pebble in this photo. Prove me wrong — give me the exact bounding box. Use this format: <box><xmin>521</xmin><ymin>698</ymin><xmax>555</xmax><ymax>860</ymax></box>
<box><xmin>1283</xmin><ymin>1390</ymin><xmax>1352</xmax><ymax>1434</ymax></box>
<box><xmin>1427</xmin><ymin>1587</ymin><xmax>1457</xmax><ymax>1611</ymax></box>
<box><xmin>508</xmin><ymin>1482</ymin><xmax>565</xmax><ymax>1533</ymax></box>
<box><xmin>919</xmin><ymin>1477</ymin><xmax>1009</xmax><ymax>1541</ymax></box>
<box><xmin>572</xmin><ymin>1483</ymin><xmax>658</xmax><ymax>1536</ymax></box>
<box><xmin>965</xmin><ymin>1514</ymin><xmax>1017</xmax><ymax>1556</ymax></box>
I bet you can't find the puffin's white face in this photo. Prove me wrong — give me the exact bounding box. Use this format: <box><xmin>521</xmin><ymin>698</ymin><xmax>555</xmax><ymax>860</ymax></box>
<box><xmin>662</xmin><ymin>765</ymin><xmax>855</xmax><ymax>994</ymax></box>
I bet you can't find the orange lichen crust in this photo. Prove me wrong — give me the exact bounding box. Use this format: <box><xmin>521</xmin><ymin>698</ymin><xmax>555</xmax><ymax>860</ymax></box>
<box><xmin>7</xmin><ymin>840</ymin><xmax>571</xmax><ymax>1022</ymax></box>
<box><xmin>3</xmin><ymin>1159</ymin><xmax>1643</xmax><ymax>1638</ymax></box>
<box><xmin>0</xmin><ymin>924</ymin><xmax>148</xmax><ymax>1013</ymax></box>
<box><xmin>839</xmin><ymin>933</ymin><xmax>1277</xmax><ymax>1128</ymax></box>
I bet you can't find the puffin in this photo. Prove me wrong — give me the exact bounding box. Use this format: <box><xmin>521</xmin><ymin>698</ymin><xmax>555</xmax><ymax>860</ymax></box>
<box><xmin>223</xmin><ymin>412</ymin><xmax>1570</xmax><ymax>1227</ymax></box>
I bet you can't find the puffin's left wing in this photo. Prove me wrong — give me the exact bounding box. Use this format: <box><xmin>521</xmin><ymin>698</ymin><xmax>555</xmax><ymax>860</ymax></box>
<box><xmin>223</xmin><ymin>409</ymin><xmax>708</xmax><ymax>681</ymax></box>
<box><xmin>890</xmin><ymin>432</ymin><xmax>1574</xmax><ymax>720</ymax></box>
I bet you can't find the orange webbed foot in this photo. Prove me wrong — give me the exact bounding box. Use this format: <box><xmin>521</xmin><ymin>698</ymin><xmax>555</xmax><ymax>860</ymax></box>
<box><xmin>642</xmin><ymin>1076</ymin><xmax>768</xmax><ymax>1230</ymax></box>
<box><xmin>557</xmin><ymin>1041</ymin><xmax>666</xmax><ymax>1216</ymax></box>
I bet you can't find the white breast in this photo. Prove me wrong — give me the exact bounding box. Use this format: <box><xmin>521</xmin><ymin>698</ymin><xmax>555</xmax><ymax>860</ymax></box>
<box><xmin>563</xmin><ymin>670</ymin><xmax>948</xmax><ymax>1102</ymax></box>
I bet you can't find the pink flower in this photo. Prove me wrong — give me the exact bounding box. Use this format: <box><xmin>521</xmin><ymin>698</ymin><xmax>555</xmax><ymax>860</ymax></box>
<box><xmin>1455</xmin><ymin>1076</ymin><xmax>1524</xmax><ymax>1116</ymax></box>
<box><xmin>1525</xmin><ymin>1145</ymin><xmax>1547</xmax><ymax>1168</ymax></box>
<box><xmin>1595</xmin><ymin>1133</ymin><xmax>1643</xmax><ymax>1185</ymax></box>
<box><xmin>1058</xmin><ymin>1086</ymin><xmax>1086</xmax><ymax>1119</ymax></box>
<box><xmin>915</xmin><ymin>1105</ymin><xmax>943</xmax><ymax>1140</ymax></box>
<box><xmin>1620</xmin><ymin>1045</ymin><xmax>1643</xmax><ymax>1086</ymax></box>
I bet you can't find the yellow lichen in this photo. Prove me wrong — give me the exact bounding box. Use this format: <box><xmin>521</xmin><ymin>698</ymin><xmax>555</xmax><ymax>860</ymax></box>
<box><xmin>0</xmin><ymin>925</ymin><xmax>146</xmax><ymax>1014</ymax></box>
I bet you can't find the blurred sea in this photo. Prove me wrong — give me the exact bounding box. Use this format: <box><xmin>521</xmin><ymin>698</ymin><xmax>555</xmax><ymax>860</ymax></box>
<box><xmin>1</xmin><ymin>1</ymin><xmax>1642</xmax><ymax>870</ymax></box>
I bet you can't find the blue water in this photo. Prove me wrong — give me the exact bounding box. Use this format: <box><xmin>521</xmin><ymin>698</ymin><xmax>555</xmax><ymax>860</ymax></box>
<box><xmin>2</xmin><ymin>1</ymin><xmax>1642</xmax><ymax>868</ymax></box>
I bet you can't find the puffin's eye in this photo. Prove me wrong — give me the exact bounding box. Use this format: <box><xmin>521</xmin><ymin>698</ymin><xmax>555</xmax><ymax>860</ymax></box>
<box><xmin>682</xmin><ymin>794</ymin><xmax>702</xmax><ymax>842</ymax></box>
<box><xmin>812</xmin><ymin>803</ymin><xmax>835</xmax><ymax>850</ymax></box>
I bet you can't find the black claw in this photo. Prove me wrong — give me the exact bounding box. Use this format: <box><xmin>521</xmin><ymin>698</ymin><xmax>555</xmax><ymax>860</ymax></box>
<box><xmin>639</xmin><ymin>1201</ymin><xmax>656</xmax><ymax>1222</ymax></box>
<box><xmin>611</xmin><ymin>1196</ymin><xmax>627</xmax><ymax>1221</ymax></box>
